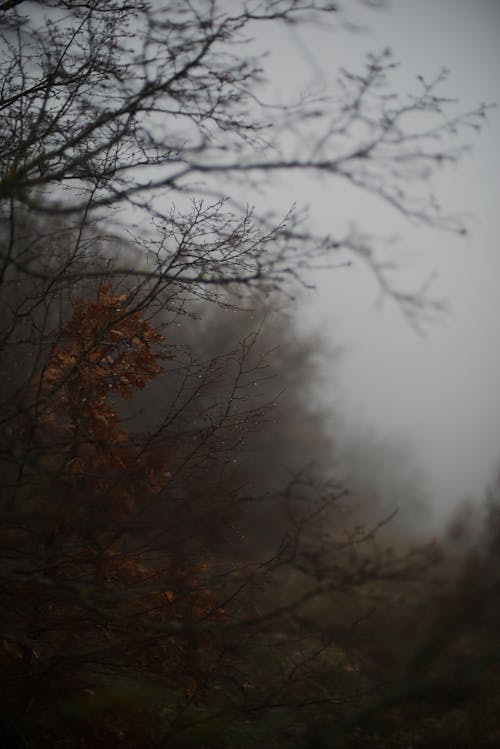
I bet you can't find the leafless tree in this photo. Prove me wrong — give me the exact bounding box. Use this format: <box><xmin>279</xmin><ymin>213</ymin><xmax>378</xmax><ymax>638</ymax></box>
<box><xmin>0</xmin><ymin>2</ymin><xmax>491</xmax><ymax>746</ymax></box>
<box><xmin>0</xmin><ymin>1</ymin><xmax>488</xmax><ymax>309</ymax></box>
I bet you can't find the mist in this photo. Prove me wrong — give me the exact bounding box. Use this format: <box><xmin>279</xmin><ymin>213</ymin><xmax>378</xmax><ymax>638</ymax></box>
<box><xmin>259</xmin><ymin>0</ymin><xmax>500</xmax><ymax>530</ymax></box>
<box><xmin>4</xmin><ymin>3</ymin><xmax>500</xmax><ymax>745</ymax></box>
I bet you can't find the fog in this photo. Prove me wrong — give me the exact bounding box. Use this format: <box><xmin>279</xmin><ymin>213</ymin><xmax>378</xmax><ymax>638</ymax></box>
<box><xmin>7</xmin><ymin>0</ymin><xmax>499</xmax><ymax>533</ymax></box>
<box><xmin>253</xmin><ymin>0</ymin><xmax>500</xmax><ymax>529</ymax></box>
<box><xmin>4</xmin><ymin>5</ymin><xmax>500</xmax><ymax>742</ymax></box>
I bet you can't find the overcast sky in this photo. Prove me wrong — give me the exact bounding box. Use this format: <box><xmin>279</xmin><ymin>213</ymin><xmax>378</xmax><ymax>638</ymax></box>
<box><xmin>255</xmin><ymin>0</ymin><xmax>500</xmax><ymax>528</ymax></box>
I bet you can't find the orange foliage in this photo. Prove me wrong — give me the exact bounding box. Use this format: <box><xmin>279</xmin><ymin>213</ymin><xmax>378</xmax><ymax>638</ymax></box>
<box><xmin>1</xmin><ymin>285</ymin><xmax>224</xmax><ymax>745</ymax></box>
<box><xmin>37</xmin><ymin>284</ymin><xmax>170</xmax><ymax>510</ymax></box>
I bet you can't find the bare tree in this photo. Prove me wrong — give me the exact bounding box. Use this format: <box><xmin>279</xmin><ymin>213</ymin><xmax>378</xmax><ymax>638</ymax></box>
<box><xmin>0</xmin><ymin>1</ymin><xmax>488</xmax><ymax>306</ymax></box>
<box><xmin>0</xmin><ymin>2</ymin><xmax>491</xmax><ymax>746</ymax></box>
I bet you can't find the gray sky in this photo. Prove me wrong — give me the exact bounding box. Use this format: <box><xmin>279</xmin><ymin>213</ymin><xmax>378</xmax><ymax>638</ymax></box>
<box><xmin>256</xmin><ymin>0</ymin><xmax>500</xmax><ymax>527</ymax></box>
